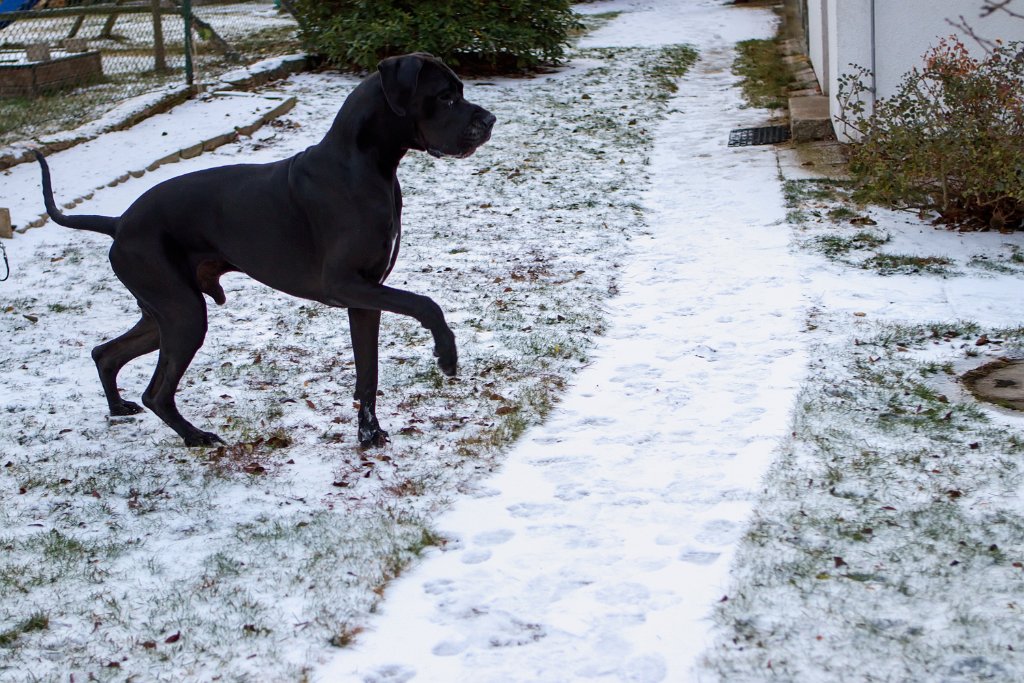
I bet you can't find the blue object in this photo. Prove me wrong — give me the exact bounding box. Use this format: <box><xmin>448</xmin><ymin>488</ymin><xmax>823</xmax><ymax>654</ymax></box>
<box><xmin>0</xmin><ymin>0</ymin><xmax>40</xmax><ymax>31</ymax></box>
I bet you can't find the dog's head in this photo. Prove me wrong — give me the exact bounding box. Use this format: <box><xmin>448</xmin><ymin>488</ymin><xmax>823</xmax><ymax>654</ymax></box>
<box><xmin>378</xmin><ymin>53</ymin><xmax>496</xmax><ymax>159</ymax></box>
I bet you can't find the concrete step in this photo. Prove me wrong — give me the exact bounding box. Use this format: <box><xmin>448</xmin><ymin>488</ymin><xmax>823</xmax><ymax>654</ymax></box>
<box><xmin>789</xmin><ymin>94</ymin><xmax>834</xmax><ymax>142</ymax></box>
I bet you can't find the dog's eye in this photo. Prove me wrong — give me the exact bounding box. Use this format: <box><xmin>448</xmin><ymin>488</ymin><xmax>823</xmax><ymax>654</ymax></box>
<box><xmin>438</xmin><ymin>92</ymin><xmax>457</xmax><ymax>107</ymax></box>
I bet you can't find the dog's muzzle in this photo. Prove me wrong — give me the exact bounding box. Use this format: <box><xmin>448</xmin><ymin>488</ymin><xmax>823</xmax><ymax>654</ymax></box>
<box><xmin>455</xmin><ymin>112</ymin><xmax>497</xmax><ymax>158</ymax></box>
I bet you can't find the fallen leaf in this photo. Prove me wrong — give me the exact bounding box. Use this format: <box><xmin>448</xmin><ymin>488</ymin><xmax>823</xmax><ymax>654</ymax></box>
<box><xmin>165</xmin><ymin>632</ymin><xmax>181</xmax><ymax>644</ymax></box>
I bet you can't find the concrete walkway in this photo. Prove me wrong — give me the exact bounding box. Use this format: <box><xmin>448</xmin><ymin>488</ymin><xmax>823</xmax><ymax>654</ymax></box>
<box><xmin>316</xmin><ymin>2</ymin><xmax>807</xmax><ymax>681</ymax></box>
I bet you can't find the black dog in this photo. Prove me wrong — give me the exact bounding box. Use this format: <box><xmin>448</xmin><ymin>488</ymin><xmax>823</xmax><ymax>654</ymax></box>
<box><xmin>36</xmin><ymin>52</ymin><xmax>495</xmax><ymax>447</ymax></box>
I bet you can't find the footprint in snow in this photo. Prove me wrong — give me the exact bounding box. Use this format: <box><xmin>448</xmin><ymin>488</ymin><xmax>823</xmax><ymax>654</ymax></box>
<box><xmin>461</xmin><ymin>548</ymin><xmax>492</xmax><ymax>564</ymax></box>
<box><xmin>695</xmin><ymin>519</ymin><xmax>740</xmax><ymax>546</ymax></box>
<box><xmin>621</xmin><ymin>654</ymin><xmax>668</xmax><ymax>683</ymax></box>
<box><xmin>678</xmin><ymin>548</ymin><xmax>721</xmax><ymax>565</ymax></box>
<box><xmin>431</xmin><ymin>639</ymin><xmax>468</xmax><ymax>656</ymax></box>
<box><xmin>472</xmin><ymin>529</ymin><xmax>515</xmax><ymax>546</ymax></box>
<box><xmin>362</xmin><ymin>664</ymin><xmax>416</xmax><ymax>683</ymax></box>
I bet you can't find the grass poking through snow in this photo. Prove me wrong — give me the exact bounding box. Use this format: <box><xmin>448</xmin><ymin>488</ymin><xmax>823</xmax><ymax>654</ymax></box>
<box><xmin>703</xmin><ymin>323</ymin><xmax>1024</xmax><ymax>681</ymax></box>
<box><xmin>0</xmin><ymin>43</ymin><xmax>697</xmax><ymax>680</ymax></box>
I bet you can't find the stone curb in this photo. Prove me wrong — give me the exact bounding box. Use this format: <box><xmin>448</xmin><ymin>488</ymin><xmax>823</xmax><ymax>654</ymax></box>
<box><xmin>0</xmin><ymin>53</ymin><xmax>308</xmax><ymax>173</ymax></box>
<box><xmin>19</xmin><ymin>94</ymin><xmax>297</xmax><ymax>231</ymax></box>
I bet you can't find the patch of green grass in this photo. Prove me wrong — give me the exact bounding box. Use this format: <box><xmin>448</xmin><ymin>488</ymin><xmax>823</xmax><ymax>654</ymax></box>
<box><xmin>813</xmin><ymin>230</ymin><xmax>889</xmax><ymax>258</ymax></box>
<box><xmin>826</xmin><ymin>206</ymin><xmax>859</xmax><ymax>222</ymax></box>
<box><xmin>782</xmin><ymin>179</ymin><xmax>850</xmax><ymax>208</ymax></box>
<box><xmin>0</xmin><ymin>612</ymin><xmax>49</xmax><ymax>648</ymax></box>
<box><xmin>577</xmin><ymin>11</ymin><xmax>622</xmax><ymax>35</ymax></box>
<box><xmin>647</xmin><ymin>44</ymin><xmax>699</xmax><ymax>96</ymax></box>
<box><xmin>46</xmin><ymin>302</ymin><xmax>86</xmax><ymax>314</ymax></box>
<box><xmin>862</xmin><ymin>253</ymin><xmax>955</xmax><ymax>276</ymax></box>
<box><xmin>733</xmin><ymin>38</ymin><xmax>795</xmax><ymax>109</ymax></box>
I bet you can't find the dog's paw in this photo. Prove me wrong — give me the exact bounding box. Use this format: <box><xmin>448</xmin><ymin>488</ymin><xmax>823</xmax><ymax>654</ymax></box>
<box><xmin>359</xmin><ymin>427</ymin><xmax>390</xmax><ymax>448</ymax></box>
<box><xmin>183</xmin><ymin>430</ymin><xmax>225</xmax><ymax>448</ymax></box>
<box><xmin>433</xmin><ymin>347</ymin><xmax>458</xmax><ymax>377</ymax></box>
<box><xmin>110</xmin><ymin>400</ymin><xmax>145</xmax><ymax>416</ymax></box>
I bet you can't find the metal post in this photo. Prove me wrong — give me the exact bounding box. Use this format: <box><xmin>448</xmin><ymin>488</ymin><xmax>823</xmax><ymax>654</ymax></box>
<box><xmin>182</xmin><ymin>0</ymin><xmax>194</xmax><ymax>88</ymax></box>
<box><xmin>151</xmin><ymin>0</ymin><xmax>167</xmax><ymax>72</ymax></box>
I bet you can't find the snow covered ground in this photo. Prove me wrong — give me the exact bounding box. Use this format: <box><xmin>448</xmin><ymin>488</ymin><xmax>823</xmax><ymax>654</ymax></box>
<box><xmin>316</xmin><ymin>3</ymin><xmax>804</xmax><ymax>682</ymax></box>
<box><xmin>4</xmin><ymin>1</ymin><xmax>1024</xmax><ymax>681</ymax></box>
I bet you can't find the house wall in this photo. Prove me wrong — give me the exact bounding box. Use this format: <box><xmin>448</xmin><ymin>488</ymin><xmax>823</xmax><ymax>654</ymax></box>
<box><xmin>807</xmin><ymin>0</ymin><xmax>1024</xmax><ymax>140</ymax></box>
<box><xmin>805</xmin><ymin>0</ymin><xmax>826</xmax><ymax>92</ymax></box>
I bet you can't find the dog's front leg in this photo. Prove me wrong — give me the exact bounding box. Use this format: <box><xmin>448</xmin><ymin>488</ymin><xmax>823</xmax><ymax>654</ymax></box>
<box><xmin>325</xmin><ymin>280</ymin><xmax>457</xmax><ymax>377</ymax></box>
<box><xmin>348</xmin><ymin>307</ymin><xmax>388</xmax><ymax>447</ymax></box>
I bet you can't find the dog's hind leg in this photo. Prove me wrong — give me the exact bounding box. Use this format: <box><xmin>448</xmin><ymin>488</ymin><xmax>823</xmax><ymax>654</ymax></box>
<box><xmin>112</xmin><ymin>250</ymin><xmax>222</xmax><ymax>447</ymax></box>
<box><xmin>140</xmin><ymin>295</ymin><xmax>223</xmax><ymax>447</ymax></box>
<box><xmin>348</xmin><ymin>307</ymin><xmax>388</xmax><ymax>447</ymax></box>
<box><xmin>91</xmin><ymin>310</ymin><xmax>159</xmax><ymax>416</ymax></box>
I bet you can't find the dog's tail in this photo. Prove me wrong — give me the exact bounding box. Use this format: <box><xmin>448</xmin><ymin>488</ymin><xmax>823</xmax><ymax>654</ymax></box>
<box><xmin>35</xmin><ymin>151</ymin><xmax>117</xmax><ymax>238</ymax></box>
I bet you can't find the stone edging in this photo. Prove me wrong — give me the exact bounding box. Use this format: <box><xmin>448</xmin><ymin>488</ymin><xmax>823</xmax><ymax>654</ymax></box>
<box><xmin>0</xmin><ymin>53</ymin><xmax>309</xmax><ymax>173</ymax></box>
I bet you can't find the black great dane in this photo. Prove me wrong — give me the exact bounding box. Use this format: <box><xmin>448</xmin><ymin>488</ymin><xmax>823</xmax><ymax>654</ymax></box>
<box><xmin>36</xmin><ymin>53</ymin><xmax>496</xmax><ymax>448</ymax></box>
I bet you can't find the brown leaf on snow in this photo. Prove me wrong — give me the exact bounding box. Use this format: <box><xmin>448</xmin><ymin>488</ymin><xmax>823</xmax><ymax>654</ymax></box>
<box><xmin>834</xmin><ymin>556</ymin><xmax>847</xmax><ymax>568</ymax></box>
<box><xmin>164</xmin><ymin>632</ymin><xmax>181</xmax><ymax>644</ymax></box>
<box><xmin>141</xmin><ymin>640</ymin><xmax>157</xmax><ymax>650</ymax></box>
<box><xmin>495</xmin><ymin>406</ymin><xmax>515</xmax><ymax>416</ymax></box>
<box><xmin>305</xmin><ymin>399</ymin><xmax>317</xmax><ymax>410</ymax></box>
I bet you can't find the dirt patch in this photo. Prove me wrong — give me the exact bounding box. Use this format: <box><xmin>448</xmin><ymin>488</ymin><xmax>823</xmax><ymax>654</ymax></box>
<box><xmin>962</xmin><ymin>357</ymin><xmax>1024</xmax><ymax>411</ymax></box>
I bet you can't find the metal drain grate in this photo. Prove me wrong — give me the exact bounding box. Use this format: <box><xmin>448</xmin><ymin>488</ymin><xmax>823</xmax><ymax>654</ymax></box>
<box><xmin>728</xmin><ymin>125</ymin><xmax>791</xmax><ymax>147</ymax></box>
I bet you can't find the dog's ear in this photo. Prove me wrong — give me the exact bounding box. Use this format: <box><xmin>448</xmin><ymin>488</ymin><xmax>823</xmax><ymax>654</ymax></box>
<box><xmin>378</xmin><ymin>54</ymin><xmax>426</xmax><ymax>117</ymax></box>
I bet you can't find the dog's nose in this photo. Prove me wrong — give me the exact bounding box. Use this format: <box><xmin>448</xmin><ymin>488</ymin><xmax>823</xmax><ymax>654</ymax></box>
<box><xmin>481</xmin><ymin>112</ymin><xmax>497</xmax><ymax>130</ymax></box>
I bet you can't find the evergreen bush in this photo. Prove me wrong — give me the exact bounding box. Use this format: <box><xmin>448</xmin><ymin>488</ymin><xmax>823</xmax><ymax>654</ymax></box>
<box><xmin>288</xmin><ymin>0</ymin><xmax>581</xmax><ymax>74</ymax></box>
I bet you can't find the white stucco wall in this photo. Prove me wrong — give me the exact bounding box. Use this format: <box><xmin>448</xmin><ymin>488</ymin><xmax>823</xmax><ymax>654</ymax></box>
<box><xmin>806</xmin><ymin>0</ymin><xmax>827</xmax><ymax>93</ymax></box>
<box><xmin>808</xmin><ymin>0</ymin><xmax>1024</xmax><ymax>140</ymax></box>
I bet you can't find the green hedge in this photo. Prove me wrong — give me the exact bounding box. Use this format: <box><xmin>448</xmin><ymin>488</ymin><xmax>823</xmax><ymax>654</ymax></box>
<box><xmin>288</xmin><ymin>0</ymin><xmax>582</xmax><ymax>73</ymax></box>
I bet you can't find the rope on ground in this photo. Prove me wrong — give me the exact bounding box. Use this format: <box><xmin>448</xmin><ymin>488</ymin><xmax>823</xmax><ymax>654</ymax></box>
<box><xmin>0</xmin><ymin>240</ymin><xmax>9</xmax><ymax>281</ymax></box>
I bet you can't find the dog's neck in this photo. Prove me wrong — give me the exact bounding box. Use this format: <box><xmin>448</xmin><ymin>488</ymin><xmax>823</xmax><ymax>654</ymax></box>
<box><xmin>316</xmin><ymin>76</ymin><xmax>419</xmax><ymax>178</ymax></box>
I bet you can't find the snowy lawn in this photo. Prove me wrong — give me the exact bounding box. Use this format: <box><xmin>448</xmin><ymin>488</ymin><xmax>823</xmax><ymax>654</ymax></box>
<box><xmin>702</xmin><ymin>178</ymin><xmax>1024</xmax><ymax>680</ymax></box>
<box><xmin>0</xmin><ymin>28</ymin><xmax>696</xmax><ymax>682</ymax></box>
<box><xmin>4</xmin><ymin>0</ymin><xmax>1024</xmax><ymax>681</ymax></box>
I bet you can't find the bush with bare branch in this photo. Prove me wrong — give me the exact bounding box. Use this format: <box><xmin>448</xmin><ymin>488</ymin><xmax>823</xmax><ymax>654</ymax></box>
<box><xmin>837</xmin><ymin>37</ymin><xmax>1024</xmax><ymax>231</ymax></box>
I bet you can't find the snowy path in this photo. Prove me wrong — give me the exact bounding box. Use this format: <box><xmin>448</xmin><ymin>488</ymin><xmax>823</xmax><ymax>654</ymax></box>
<box><xmin>317</xmin><ymin>3</ymin><xmax>806</xmax><ymax>681</ymax></box>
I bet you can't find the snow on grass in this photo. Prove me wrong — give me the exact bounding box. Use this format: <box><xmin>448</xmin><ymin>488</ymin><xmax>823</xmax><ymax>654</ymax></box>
<box><xmin>702</xmin><ymin>321</ymin><xmax>1024</xmax><ymax>681</ymax></box>
<box><xmin>698</xmin><ymin>80</ymin><xmax>1024</xmax><ymax>679</ymax></box>
<box><xmin>0</xmin><ymin>42</ymin><xmax>695</xmax><ymax>680</ymax></box>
